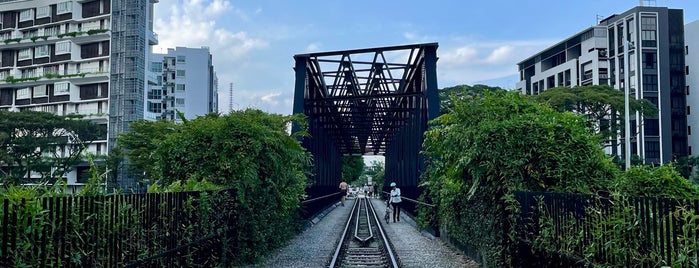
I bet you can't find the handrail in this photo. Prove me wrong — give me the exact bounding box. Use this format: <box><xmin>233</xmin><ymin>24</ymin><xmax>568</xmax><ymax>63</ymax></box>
<box><xmin>300</xmin><ymin>191</ymin><xmax>342</xmax><ymax>205</ymax></box>
<box><xmin>382</xmin><ymin>191</ymin><xmax>435</xmax><ymax>207</ymax></box>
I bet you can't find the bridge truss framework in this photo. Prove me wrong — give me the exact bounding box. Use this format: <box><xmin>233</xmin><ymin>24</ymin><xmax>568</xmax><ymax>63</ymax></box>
<box><xmin>292</xmin><ymin>43</ymin><xmax>440</xmax><ymax>214</ymax></box>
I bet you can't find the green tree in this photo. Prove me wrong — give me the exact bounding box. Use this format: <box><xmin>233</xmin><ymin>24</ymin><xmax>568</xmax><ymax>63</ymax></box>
<box><xmin>533</xmin><ymin>85</ymin><xmax>657</xmax><ymax>149</ymax></box>
<box><xmin>0</xmin><ymin>110</ymin><xmax>103</xmax><ymax>184</ymax></box>
<box><xmin>117</xmin><ymin>119</ymin><xmax>177</xmax><ymax>186</ymax></box>
<box><xmin>613</xmin><ymin>163</ymin><xmax>699</xmax><ymax>199</ymax></box>
<box><xmin>342</xmin><ymin>155</ymin><xmax>365</xmax><ymax>184</ymax></box>
<box><xmin>673</xmin><ymin>155</ymin><xmax>699</xmax><ymax>182</ymax></box>
<box><xmin>363</xmin><ymin>160</ymin><xmax>384</xmax><ymax>184</ymax></box>
<box><xmin>420</xmin><ymin>90</ymin><xmax>617</xmax><ymax>266</ymax></box>
<box><xmin>439</xmin><ymin>84</ymin><xmax>506</xmax><ymax>114</ymax></box>
<box><xmin>119</xmin><ymin>109</ymin><xmax>311</xmax><ymax>263</ymax></box>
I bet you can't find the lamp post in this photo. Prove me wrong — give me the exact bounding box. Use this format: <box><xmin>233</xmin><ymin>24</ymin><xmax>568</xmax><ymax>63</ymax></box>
<box><xmin>624</xmin><ymin>40</ymin><xmax>631</xmax><ymax>169</ymax></box>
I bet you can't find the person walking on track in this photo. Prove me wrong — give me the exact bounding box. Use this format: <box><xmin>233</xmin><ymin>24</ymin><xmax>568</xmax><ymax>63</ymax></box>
<box><xmin>339</xmin><ymin>180</ymin><xmax>348</xmax><ymax>206</ymax></box>
<box><xmin>389</xmin><ymin>182</ymin><xmax>402</xmax><ymax>222</ymax></box>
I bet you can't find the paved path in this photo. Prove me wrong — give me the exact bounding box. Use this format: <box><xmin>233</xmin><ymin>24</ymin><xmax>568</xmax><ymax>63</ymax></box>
<box><xmin>250</xmin><ymin>196</ymin><xmax>479</xmax><ymax>268</ymax></box>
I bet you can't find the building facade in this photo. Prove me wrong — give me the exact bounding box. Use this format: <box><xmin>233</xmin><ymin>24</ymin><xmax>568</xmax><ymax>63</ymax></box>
<box><xmin>685</xmin><ymin>20</ymin><xmax>699</xmax><ymax>157</ymax></box>
<box><xmin>516</xmin><ymin>6</ymin><xmax>688</xmax><ymax>165</ymax></box>
<box><xmin>0</xmin><ymin>0</ymin><xmax>158</xmax><ymax>189</ymax></box>
<box><xmin>145</xmin><ymin>47</ymin><xmax>218</xmax><ymax>122</ymax></box>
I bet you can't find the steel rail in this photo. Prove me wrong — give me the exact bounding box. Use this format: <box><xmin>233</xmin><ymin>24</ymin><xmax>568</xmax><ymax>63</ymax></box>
<box><xmin>367</xmin><ymin>197</ymin><xmax>399</xmax><ymax>268</ymax></box>
<box><xmin>328</xmin><ymin>197</ymin><xmax>358</xmax><ymax>268</ymax></box>
<box><xmin>353</xmin><ymin>198</ymin><xmax>374</xmax><ymax>242</ymax></box>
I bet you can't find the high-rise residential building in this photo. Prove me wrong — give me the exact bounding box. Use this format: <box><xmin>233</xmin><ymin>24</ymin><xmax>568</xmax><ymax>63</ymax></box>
<box><xmin>685</xmin><ymin>20</ymin><xmax>699</xmax><ymax>157</ymax></box>
<box><xmin>516</xmin><ymin>6</ymin><xmax>688</xmax><ymax>165</ymax></box>
<box><xmin>0</xmin><ymin>0</ymin><xmax>158</xmax><ymax>189</ymax></box>
<box><xmin>145</xmin><ymin>47</ymin><xmax>218</xmax><ymax>121</ymax></box>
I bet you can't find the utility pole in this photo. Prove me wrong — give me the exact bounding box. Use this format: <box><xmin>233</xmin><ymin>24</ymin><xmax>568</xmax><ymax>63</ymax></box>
<box><xmin>624</xmin><ymin>40</ymin><xmax>631</xmax><ymax>169</ymax></box>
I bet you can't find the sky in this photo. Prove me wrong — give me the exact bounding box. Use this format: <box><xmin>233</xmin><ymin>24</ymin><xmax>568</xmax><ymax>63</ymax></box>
<box><xmin>152</xmin><ymin>0</ymin><xmax>699</xmax><ymax>116</ymax></box>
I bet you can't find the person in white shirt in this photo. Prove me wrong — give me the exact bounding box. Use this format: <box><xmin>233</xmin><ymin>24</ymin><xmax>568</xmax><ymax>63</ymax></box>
<box><xmin>389</xmin><ymin>182</ymin><xmax>402</xmax><ymax>222</ymax></box>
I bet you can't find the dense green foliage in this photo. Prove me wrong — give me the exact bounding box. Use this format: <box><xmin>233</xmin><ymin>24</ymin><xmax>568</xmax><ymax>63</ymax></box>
<box><xmin>420</xmin><ymin>90</ymin><xmax>617</xmax><ymax>266</ymax></box>
<box><xmin>119</xmin><ymin>109</ymin><xmax>311</xmax><ymax>264</ymax></box>
<box><xmin>0</xmin><ymin>110</ymin><xmax>103</xmax><ymax>184</ymax></box>
<box><xmin>612</xmin><ymin>163</ymin><xmax>699</xmax><ymax>199</ymax></box>
<box><xmin>439</xmin><ymin>84</ymin><xmax>505</xmax><ymax>114</ymax></box>
<box><xmin>534</xmin><ymin>85</ymin><xmax>657</xmax><ymax>148</ymax></box>
<box><xmin>362</xmin><ymin>160</ymin><xmax>385</xmax><ymax>189</ymax></box>
<box><xmin>342</xmin><ymin>155</ymin><xmax>365</xmax><ymax>184</ymax></box>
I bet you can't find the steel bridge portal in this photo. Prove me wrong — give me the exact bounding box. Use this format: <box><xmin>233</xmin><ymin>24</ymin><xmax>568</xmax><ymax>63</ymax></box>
<box><xmin>293</xmin><ymin>43</ymin><xmax>439</xmax><ymax>216</ymax></box>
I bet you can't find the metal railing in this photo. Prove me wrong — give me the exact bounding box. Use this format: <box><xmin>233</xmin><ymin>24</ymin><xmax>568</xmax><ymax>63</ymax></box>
<box><xmin>382</xmin><ymin>190</ymin><xmax>435</xmax><ymax>207</ymax></box>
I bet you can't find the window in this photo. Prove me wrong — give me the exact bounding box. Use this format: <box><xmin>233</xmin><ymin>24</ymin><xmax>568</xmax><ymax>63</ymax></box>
<box><xmin>147</xmin><ymin>89</ymin><xmax>162</xmax><ymax>99</ymax></box>
<box><xmin>175</xmin><ymin>98</ymin><xmax>185</xmax><ymax>106</ymax></box>
<box><xmin>44</xmin><ymin>26</ymin><xmax>59</xmax><ymax>36</ymax></box>
<box><xmin>641</xmin><ymin>30</ymin><xmax>656</xmax><ymax>41</ymax></box>
<box><xmin>56</xmin><ymin>1</ymin><xmax>72</xmax><ymax>14</ymax></box>
<box><xmin>645</xmin><ymin>141</ymin><xmax>660</xmax><ymax>159</ymax></box>
<box><xmin>688</xmin><ymin>106</ymin><xmax>691</xmax><ymax>115</ymax></box>
<box><xmin>54</xmin><ymin>82</ymin><xmax>70</xmax><ymax>95</ymax></box>
<box><xmin>176</xmin><ymin>70</ymin><xmax>185</xmax><ymax>77</ymax></box>
<box><xmin>33</xmin><ymin>85</ymin><xmax>47</xmax><ymax>97</ymax></box>
<box><xmin>19</xmin><ymin>9</ymin><xmax>33</xmax><ymax>22</ymax></box>
<box><xmin>35</xmin><ymin>45</ymin><xmax>49</xmax><ymax>58</ymax></box>
<box><xmin>641</xmin><ymin>16</ymin><xmax>656</xmax><ymax>30</ymax></box>
<box><xmin>55</xmin><ymin>41</ymin><xmax>71</xmax><ymax>54</ymax></box>
<box><xmin>18</xmin><ymin>48</ymin><xmax>32</xmax><ymax>60</ymax></box>
<box><xmin>176</xmin><ymin>84</ymin><xmax>185</xmax><ymax>91</ymax></box>
<box><xmin>36</xmin><ymin>6</ymin><xmax>50</xmax><ymax>18</ymax></box>
<box><xmin>150</xmin><ymin>61</ymin><xmax>162</xmax><ymax>72</ymax></box>
<box><xmin>16</xmin><ymin>88</ymin><xmax>31</xmax><ymax>99</ymax></box>
<box><xmin>147</xmin><ymin>101</ymin><xmax>162</xmax><ymax>113</ymax></box>
<box><xmin>641</xmin><ymin>16</ymin><xmax>657</xmax><ymax>47</ymax></box>
<box><xmin>643</xmin><ymin>52</ymin><xmax>656</xmax><ymax>69</ymax></box>
<box><xmin>687</xmin><ymin>85</ymin><xmax>690</xmax><ymax>95</ymax></box>
<box><xmin>643</xmin><ymin>75</ymin><xmax>658</xmax><ymax>92</ymax></box>
<box><xmin>687</xmin><ymin>66</ymin><xmax>690</xmax><ymax>75</ymax></box>
<box><xmin>644</xmin><ymin>96</ymin><xmax>658</xmax><ymax>106</ymax></box>
<box><xmin>644</xmin><ymin>118</ymin><xmax>659</xmax><ymax>136</ymax></box>
<box><xmin>176</xmin><ymin>55</ymin><xmax>186</xmax><ymax>63</ymax></box>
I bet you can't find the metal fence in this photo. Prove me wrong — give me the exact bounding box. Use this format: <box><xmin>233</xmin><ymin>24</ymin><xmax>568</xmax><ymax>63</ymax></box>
<box><xmin>513</xmin><ymin>191</ymin><xmax>699</xmax><ymax>267</ymax></box>
<box><xmin>0</xmin><ymin>190</ymin><xmax>235</xmax><ymax>267</ymax></box>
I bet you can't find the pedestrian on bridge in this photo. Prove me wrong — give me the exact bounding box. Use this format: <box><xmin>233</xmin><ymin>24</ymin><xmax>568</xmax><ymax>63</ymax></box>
<box><xmin>389</xmin><ymin>182</ymin><xmax>402</xmax><ymax>222</ymax></box>
<box><xmin>339</xmin><ymin>180</ymin><xmax>348</xmax><ymax>206</ymax></box>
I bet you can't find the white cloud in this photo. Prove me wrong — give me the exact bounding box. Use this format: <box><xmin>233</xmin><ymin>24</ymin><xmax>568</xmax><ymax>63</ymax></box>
<box><xmin>436</xmin><ymin>39</ymin><xmax>556</xmax><ymax>88</ymax></box>
<box><xmin>306</xmin><ymin>43</ymin><xmax>321</xmax><ymax>52</ymax></box>
<box><xmin>154</xmin><ymin>0</ymin><xmax>268</xmax><ymax>59</ymax></box>
<box><xmin>484</xmin><ymin>45</ymin><xmax>515</xmax><ymax>64</ymax></box>
<box><xmin>261</xmin><ymin>92</ymin><xmax>282</xmax><ymax>105</ymax></box>
<box><xmin>403</xmin><ymin>32</ymin><xmax>417</xmax><ymax>40</ymax></box>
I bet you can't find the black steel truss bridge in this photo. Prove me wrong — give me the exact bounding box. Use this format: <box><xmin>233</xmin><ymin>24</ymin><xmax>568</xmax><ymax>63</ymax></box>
<box><xmin>292</xmin><ymin>43</ymin><xmax>440</xmax><ymax>216</ymax></box>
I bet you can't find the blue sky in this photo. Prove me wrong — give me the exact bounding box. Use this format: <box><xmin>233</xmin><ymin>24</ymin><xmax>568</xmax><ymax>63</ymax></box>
<box><xmin>153</xmin><ymin>0</ymin><xmax>699</xmax><ymax>115</ymax></box>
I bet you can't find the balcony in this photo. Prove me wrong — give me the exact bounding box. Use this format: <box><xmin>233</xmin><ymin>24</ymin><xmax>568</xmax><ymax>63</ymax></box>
<box><xmin>147</xmin><ymin>30</ymin><xmax>158</xmax><ymax>46</ymax></box>
<box><xmin>1</xmin><ymin>67</ymin><xmax>109</xmax><ymax>86</ymax></box>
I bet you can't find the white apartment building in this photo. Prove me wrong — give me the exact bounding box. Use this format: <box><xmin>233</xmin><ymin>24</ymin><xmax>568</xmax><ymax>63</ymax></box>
<box><xmin>146</xmin><ymin>47</ymin><xmax>218</xmax><ymax>121</ymax></box>
<box><xmin>685</xmin><ymin>20</ymin><xmax>699</xmax><ymax>157</ymax></box>
<box><xmin>517</xmin><ymin>6</ymin><xmax>688</xmax><ymax>165</ymax></box>
<box><xmin>0</xmin><ymin>0</ymin><xmax>158</xmax><ymax>189</ymax></box>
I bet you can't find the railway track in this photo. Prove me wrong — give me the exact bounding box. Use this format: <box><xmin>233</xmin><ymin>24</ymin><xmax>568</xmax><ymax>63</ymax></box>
<box><xmin>329</xmin><ymin>197</ymin><xmax>398</xmax><ymax>268</ymax></box>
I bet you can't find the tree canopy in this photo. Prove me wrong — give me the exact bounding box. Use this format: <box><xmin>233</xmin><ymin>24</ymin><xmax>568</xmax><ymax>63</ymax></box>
<box><xmin>420</xmin><ymin>90</ymin><xmax>617</xmax><ymax>265</ymax></box>
<box><xmin>439</xmin><ymin>84</ymin><xmax>506</xmax><ymax>114</ymax></box>
<box><xmin>533</xmin><ymin>85</ymin><xmax>657</xmax><ymax>147</ymax></box>
<box><xmin>0</xmin><ymin>110</ymin><xmax>103</xmax><ymax>185</ymax></box>
<box><xmin>342</xmin><ymin>155</ymin><xmax>365</xmax><ymax>184</ymax></box>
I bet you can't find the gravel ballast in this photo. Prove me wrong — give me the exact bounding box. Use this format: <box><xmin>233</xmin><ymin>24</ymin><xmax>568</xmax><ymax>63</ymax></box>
<box><xmin>249</xmin><ymin>197</ymin><xmax>480</xmax><ymax>268</ymax></box>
